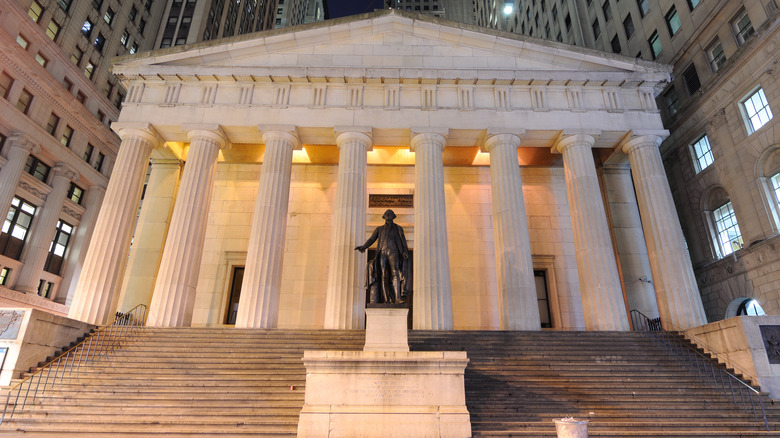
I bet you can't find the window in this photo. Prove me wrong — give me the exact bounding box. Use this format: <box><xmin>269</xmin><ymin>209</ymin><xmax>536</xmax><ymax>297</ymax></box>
<box><xmin>104</xmin><ymin>7</ymin><xmax>114</xmax><ymax>25</ymax></box>
<box><xmin>94</xmin><ymin>33</ymin><xmax>106</xmax><ymax>52</ymax></box>
<box><xmin>67</xmin><ymin>183</ymin><xmax>84</xmax><ymax>205</ymax></box>
<box><xmin>94</xmin><ymin>152</ymin><xmax>105</xmax><ymax>172</ymax></box>
<box><xmin>35</xmin><ymin>53</ymin><xmax>48</xmax><ymax>67</ymax></box>
<box><xmin>92</xmin><ymin>0</ymin><xmax>103</xmax><ymax>10</ymax></box>
<box><xmin>38</xmin><ymin>280</ymin><xmax>54</xmax><ymax>298</ymax></box>
<box><xmin>0</xmin><ymin>268</ymin><xmax>10</xmax><ymax>286</ymax></box>
<box><xmin>71</xmin><ymin>47</ymin><xmax>84</xmax><ymax>66</ymax></box>
<box><xmin>648</xmin><ymin>30</ymin><xmax>661</xmax><ymax>59</ymax></box>
<box><xmin>138</xmin><ymin>19</ymin><xmax>147</xmax><ymax>34</ymax></box>
<box><xmin>102</xmin><ymin>81</ymin><xmax>114</xmax><ymax>98</ymax></box>
<box><xmin>46</xmin><ymin>20</ymin><xmax>61</xmax><ymax>40</ymax></box>
<box><xmin>17</xmin><ymin>89</ymin><xmax>33</xmax><ymax>114</ymax></box>
<box><xmin>121</xmin><ymin>30</ymin><xmax>130</xmax><ymax>47</ymax></box>
<box><xmin>58</xmin><ymin>0</ymin><xmax>71</xmax><ymax>12</ymax></box>
<box><xmin>706</xmin><ymin>39</ymin><xmax>726</xmax><ymax>73</ymax></box>
<box><xmin>602</xmin><ymin>1</ymin><xmax>611</xmax><ymax>21</ymax></box>
<box><xmin>687</xmin><ymin>0</ymin><xmax>700</xmax><ymax>10</ymax></box>
<box><xmin>145</xmin><ymin>0</ymin><xmax>153</xmax><ymax>11</ymax></box>
<box><xmin>82</xmin><ymin>19</ymin><xmax>94</xmax><ymax>39</ymax></box>
<box><xmin>611</xmin><ymin>35</ymin><xmax>621</xmax><ymax>53</ymax></box>
<box><xmin>713</xmin><ymin>201</ymin><xmax>743</xmax><ymax>256</ymax></box>
<box><xmin>44</xmin><ymin>220</ymin><xmax>73</xmax><ymax>275</ymax></box>
<box><xmin>46</xmin><ymin>113</ymin><xmax>60</xmax><ymax>135</ymax></box>
<box><xmin>130</xmin><ymin>6</ymin><xmax>138</xmax><ymax>22</ymax></box>
<box><xmin>683</xmin><ymin>65</ymin><xmax>700</xmax><ymax>94</ymax></box>
<box><xmin>97</xmin><ymin>109</ymin><xmax>105</xmax><ymax>123</ymax></box>
<box><xmin>690</xmin><ymin>135</ymin><xmax>713</xmax><ymax>173</ymax></box>
<box><xmin>114</xmin><ymin>91</ymin><xmax>124</xmax><ymax>109</ymax></box>
<box><xmin>0</xmin><ymin>197</ymin><xmax>37</xmax><ymax>260</ymax></box>
<box><xmin>83</xmin><ymin>144</ymin><xmax>94</xmax><ymax>162</ymax></box>
<box><xmin>28</xmin><ymin>2</ymin><xmax>43</xmax><ymax>23</ymax></box>
<box><xmin>60</xmin><ymin>125</ymin><xmax>74</xmax><ymax>147</ymax></box>
<box><xmin>732</xmin><ymin>9</ymin><xmax>754</xmax><ymax>46</ymax></box>
<box><xmin>130</xmin><ymin>43</ymin><xmax>138</xmax><ymax>54</ymax></box>
<box><xmin>84</xmin><ymin>62</ymin><xmax>95</xmax><ymax>80</ymax></box>
<box><xmin>637</xmin><ymin>0</ymin><xmax>649</xmax><ymax>18</ymax></box>
<box><xmin>741</xmin><ymin>87</ymin><xmax>773</xmax><ymax>134</ymax></box>
<box><xmin>161</xmin><ymin>38</ymin><xmax>172</xmax><ymax>48</ymax></box>
<box><xmin>663</xmin><ymin>86</ymin><xmax>680</xmax><ymax>116</ymax></box>
<box><xmin>770</xmin><ymin>172</ymin><xmax>780</xmax><ymax>207</ymax></box>
<box><xmin>565</xmin><ymin>14</ymin><xmax>572</xmax><ymax>32</ymax></box>
<box><xmin>25</xmin><ymin>155</ymin><xmax>51</xmax><ymax>182</ymax></box>
<box><xmin>17</xmin><ymin>35</ymin><xmax>29</xmax><ymax>49</ymax></box>
<box><xmin>76</xmin><ymin>91</ymin><xmax>86</xmax><ymax>104</ymax></box>
<box><xmin>1</xmin><ymin>72</ymin><xmax>12</xmax><ymax>99</ymax></box>
<box><xmin>592</xmin><ymin>19</ymin><xmax>601</xmax><ymax>40</ymax></box>
<box><xmin>623</xmin><ymin>14</ymin><xmax>634</xmax><ymax>39</ymax></box>
<box><xmin>665</xmin><ymin>6</ymin><xmax>681</xmax><ymax>36</ymax></box>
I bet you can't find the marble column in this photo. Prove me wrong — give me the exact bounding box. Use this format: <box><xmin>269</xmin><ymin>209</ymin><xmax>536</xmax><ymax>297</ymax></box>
<box><xmin>484</xmin><ymin>133</ymin><xmax>540</xmax><ymax>330</ymax></box>
<box><xmin>14</xmin><ymin>163</ymin><xmax>78</xmax><ymax>294</ymax></box>
<box><xmin>68</xmin><ymin>126</ymin><xmax>161</xmax><ymax>325</ymax></box>
<box><xmin>0</xmin><ymin>134</ymin><xmax>40</xmax><ymax>220</ymax></box>
<box><xmin>555</xmin><ymin>134</ymin><xmax>629</xmax><ymax>331</ymax></box>
<box><xmin>323</xmin><ymin>131</ymin><xmax>371</xmax><ymax>329</ymax></box>
<box><xmin>58</xmin><ymin>185</ymin><xmax>106</xmax><ymax>306</ymax></box>
<box><xmin>622</xmin><ymin>135</ymin><xmax>707</xmax><ymax>330</ymax></box>
<box><xmin>147</xmin><ymin>128</ymin><xmax>228</xmax><ymax>327</ymax></box>
<box><xmin>235</xmin><ymin>129</ymin><xmax>300</xmax><ymax>328</ymax></box>
<box><xmin>600</xmin><ymin>164</ymin><xmax>660</xmax><ymax>320</ymax></box>
<box><xmin>411</xmin><ymin>132</ymin><xmax>453</xmax><ymax>330</ymax></box>
<box><xmin>116</xmin><ymin>158</ymin><xmax>181</xmax><ymax>313</ymax></box>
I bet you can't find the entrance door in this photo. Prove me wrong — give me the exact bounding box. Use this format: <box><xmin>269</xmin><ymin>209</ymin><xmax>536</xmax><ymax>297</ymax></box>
<box><xmin>534</xmin><ymin>270</ymin><xmax>552</xmax><ymax>328</ymax></box>
<box><xmin>224</xmin><ymin>266</ymin><xmax>244</xmax><ymax>325</ymax></box>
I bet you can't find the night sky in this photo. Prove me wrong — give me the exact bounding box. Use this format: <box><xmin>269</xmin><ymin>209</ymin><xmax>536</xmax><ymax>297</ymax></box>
<box><xmin>328</xmin><ymin>0</ymin><xmax>387</xmax><ymax>19</ymax></box>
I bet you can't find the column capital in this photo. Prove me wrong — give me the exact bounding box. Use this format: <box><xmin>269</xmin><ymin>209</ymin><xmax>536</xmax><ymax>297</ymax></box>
<box><xmin>410</xmin><ymin>131</ymin><xmax>447</xmax><ymax>152</ymax></box>
<box><xmin>554</xmin><ymin>133</ymin><xmax>596</xmax><ymax>154</ymax></box>
<box><xmin>622</xmin><ymin>134</ymin><xmax>664</xmax><ymax>155</ymax></box>
<box><xmin>8</xmin><ymin>133</ymin><xmax>41</xmax><ymax>154</ymax></box>
<box><xmin>112</xmin><ymin>122</ymin><xmax>164</xmax><ymax>148</ymax></box>
<box><xmin>335</xmin><ymin>131</ymin><xmax>372</xmax><ymax>151</ymax></box>
<box><xmin>259</xmin><ymin>125</ymin><xmax>301</xmax><ymax>150</ymax></box>
<box><xmin>183</xmin><ymin>124</ymin><xmax>231</xmax><ymax>150</ymax></box>
<box><xmin>53</xmin><ymin>162</ymin><xmax>79</xmax><ymax>182</ymax></box>
<box><xmin>482</xmin><ymin>132</ymin><xmax>523</xmax><ymax>153</ymax></box>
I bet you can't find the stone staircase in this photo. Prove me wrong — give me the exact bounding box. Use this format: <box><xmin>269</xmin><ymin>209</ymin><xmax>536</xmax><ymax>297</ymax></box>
<box><xmin>0</xmin><ymin>328</ymin><xmax>778</xmax><ymax>437</ymax></box>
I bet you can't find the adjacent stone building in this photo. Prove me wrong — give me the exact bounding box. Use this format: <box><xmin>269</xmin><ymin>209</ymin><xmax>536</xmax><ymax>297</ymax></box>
<box><xmin>66</xmin><ymin>10</ymin><xmax>708</xmax><ymax>333</ymax></box>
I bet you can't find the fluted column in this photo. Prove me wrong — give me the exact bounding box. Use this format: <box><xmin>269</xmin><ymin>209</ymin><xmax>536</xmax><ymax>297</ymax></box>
<box><xmin>323</xmin><ymin>131</ymin><xmax>371</xmax><ymax>329</ymax></box>
<box><xmin>484</xmin><ymin>134</ymin><xmax>540</xmax><ymax>330</ymax></box>
<box><xmin>14</xmin><ymin>163</ymin><xmax>78</xmax><ymax>294</ymax></box>
<box><xmin>235</xmin><ymin>129</ymin><xmax>300</xmax><ymax>328</ymax></box>
<box><xmin>411</xmin><ymin>132</ymin><xmax>453</xmax><ymax>330</ymax></box>
<box><xmin>58</xmin><ymin>185</ymin><xmax>106</xmax><ymax>306</ymax></box>
<box><xmin>147</xmin><ymin>128</ymin><xmax>228</xmax><ymax>327</ymax></box>
<box><xmin>69</xmin><ymin>126</ymin><xmax>161</xmax><ymax>325</ymax></box>
<box><xmin>0</xmin><ymin>134</ymin><xmax>40</xmax><ymax>220</ymax></box>
<box><xmin>623</xmin><ymin>135</ymin><xmax>707</xmax><ymax>330</ymax></box>
<box><xmin>555</xmin><ymin>134</ymin><xmax>629</xmax><ymax>331</ymax></box>
<box><xmin>117</xmin><ymin>158</ymin><xmax>181</xmax><ymax>313</ymax></box>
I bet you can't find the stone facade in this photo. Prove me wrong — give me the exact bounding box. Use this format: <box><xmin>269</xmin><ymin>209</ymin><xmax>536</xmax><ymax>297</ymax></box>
<box><xmin>68</xmin><ymin>10</ymin><xmax>706</xmax><ymax>331</ymax></box>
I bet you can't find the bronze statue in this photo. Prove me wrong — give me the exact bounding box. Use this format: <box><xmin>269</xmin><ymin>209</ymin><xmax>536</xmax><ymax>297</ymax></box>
<box><xmin>355</xmin><ymin>209</ymin><xmax>410</xmax><ymax>304</ymax></box>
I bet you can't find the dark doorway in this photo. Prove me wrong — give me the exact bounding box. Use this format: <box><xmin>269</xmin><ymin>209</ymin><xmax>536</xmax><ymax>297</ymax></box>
<box><xmin>224</xmin><ymin>266</ymin><xmax>244</xmax><ymax>325</ymax></box>
<box><xmin>366</xmin><ymin>249</ymin><xmax>413</xmax><ymax>329</ymax></box>
<box><xmin>535</xmin><ymin>270</ymin><xmax>552</xmax><ymax>328</ymax></box>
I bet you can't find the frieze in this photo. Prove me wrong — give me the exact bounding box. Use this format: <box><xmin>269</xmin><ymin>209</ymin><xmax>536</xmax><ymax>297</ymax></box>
<box><xmin>62</xmin><ymin>205</ymin><xmax>83</xmax><ymax>222</ymax></box>
<box><xmin>18</xmin><ymin>180</ymin><xmax>48</xmax><ymax>200</ymax></box>
<box><xmin>369</xmin><ymin>194</ymin><xmax>413</xmax><ymax>209</ymax></box>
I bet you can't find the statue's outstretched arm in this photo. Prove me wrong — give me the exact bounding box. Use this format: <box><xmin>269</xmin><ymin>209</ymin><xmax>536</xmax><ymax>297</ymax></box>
<box><xmin>355</xmin><ymin>227</ymin><xmax>380</xmax><ymax>253</ymax></box>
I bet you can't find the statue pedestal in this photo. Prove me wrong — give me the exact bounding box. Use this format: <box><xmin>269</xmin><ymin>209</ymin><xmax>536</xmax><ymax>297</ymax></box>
<box><xmin>364</xmin><ymin>306</ymin><xmax>409</xmax><ymax>352</ymax></box>
<box><xmin>297</xmin><ymin>308</ymin><xmax>471</xmax><ymax>437</ymax></box>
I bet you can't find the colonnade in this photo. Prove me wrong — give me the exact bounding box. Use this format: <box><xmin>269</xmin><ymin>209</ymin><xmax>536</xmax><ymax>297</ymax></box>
<box><xmin>67</xmin><ymin>125</ymin><xmax>707</xmax><ymax>331</ymax></box>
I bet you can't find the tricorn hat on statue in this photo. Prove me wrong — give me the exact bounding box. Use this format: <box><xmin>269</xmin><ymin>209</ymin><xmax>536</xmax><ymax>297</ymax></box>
<box><xmin>382</xmin><ymin>209</ymin><xmax>397</xmax><ymax>220</ymax></box>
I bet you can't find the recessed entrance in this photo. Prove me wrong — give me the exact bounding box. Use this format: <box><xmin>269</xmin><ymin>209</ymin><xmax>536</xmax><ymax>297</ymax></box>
<box><xmin>535</xmin><ymin>270</ymin><xmax>552</xmax><ymax>329</ymax></box>
<box><xmin>224</xmin><ymin>266</ymin><xmax>244</xmax><ymax>325</ymax></box>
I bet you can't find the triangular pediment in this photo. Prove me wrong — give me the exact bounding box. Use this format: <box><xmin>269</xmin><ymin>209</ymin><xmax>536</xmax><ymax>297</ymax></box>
<box><xmin>113</xmin><ymin>10</ymin><xmax>670</xmax><ymax>84</ymax></box>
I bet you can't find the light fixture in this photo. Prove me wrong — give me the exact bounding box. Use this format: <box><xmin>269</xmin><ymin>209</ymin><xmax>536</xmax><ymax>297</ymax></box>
<box><xmin>503</xmin><ymin>1</ymin><xmax>513</xmax><ymax>14</ymax></box>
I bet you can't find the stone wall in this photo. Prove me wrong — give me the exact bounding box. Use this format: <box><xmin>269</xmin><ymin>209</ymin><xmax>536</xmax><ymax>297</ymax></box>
<box><xmin>191</xmin><ymin>162</ymin><xmax>583</xmax><ymax>330</ymax></box>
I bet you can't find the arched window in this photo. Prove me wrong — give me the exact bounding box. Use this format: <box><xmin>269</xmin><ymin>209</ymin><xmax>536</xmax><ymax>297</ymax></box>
<box><xmin>701</xmin><ymin>187</ymin><xmax>743</xmax><ymax>259</ymax></box>
<box><xmin>755</xmin><ymin>145</ymin><xmax>780</xmax><ymax>233</ymax></box>
<box><xmin>725</xmin><ymin>297</ymin><xmax>766</xmax><ymax>319</ymax></box>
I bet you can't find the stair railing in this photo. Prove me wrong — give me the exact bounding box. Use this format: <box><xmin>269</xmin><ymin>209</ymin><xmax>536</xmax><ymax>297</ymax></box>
<box><xmin>630</xmin><ymin>310</ymin><xmax>769</xmax><ymax>431</ymax></box>
<box><xmin>0</xmin><ymin>304</ymin><xmax>147</xmax><ymax>426</ymax></box>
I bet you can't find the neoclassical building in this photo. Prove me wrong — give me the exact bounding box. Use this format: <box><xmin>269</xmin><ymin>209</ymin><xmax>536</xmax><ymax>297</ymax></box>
<box><xmin>67</xmin><ymin>10</ymin><xmax>707</xmax><ymax>332</ymax></box>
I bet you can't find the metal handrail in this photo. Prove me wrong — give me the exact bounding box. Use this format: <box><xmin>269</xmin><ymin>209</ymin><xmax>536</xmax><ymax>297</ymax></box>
<box><xmin>630</xmin><ymin>310</ymin><xmax>769</xmax><ymax>431</ymax></box>
<box><xmin>0</xmin><ymin>304</ymin><xmax>147</xmax><ymax>425</ymax></box>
